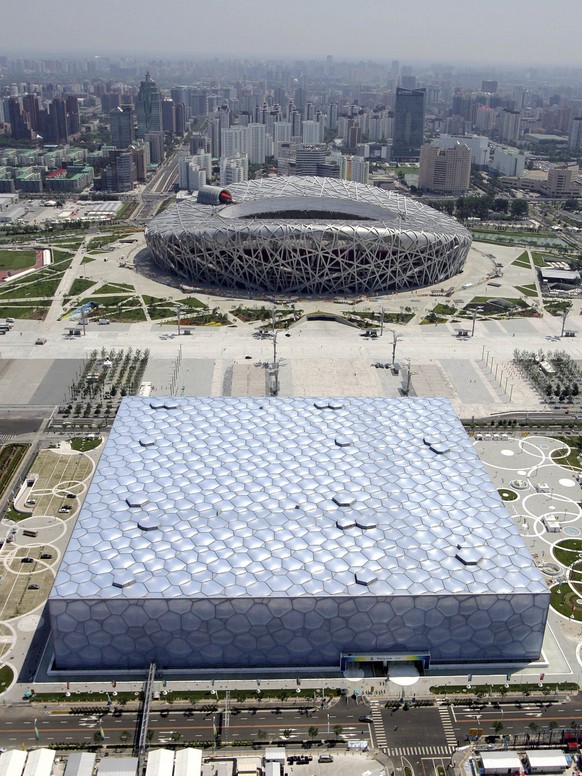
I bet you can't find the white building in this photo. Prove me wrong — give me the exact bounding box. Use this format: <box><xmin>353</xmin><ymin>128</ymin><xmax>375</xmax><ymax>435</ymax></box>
<box><xmin>247</xmin><ymin>123</ymin><xmax>266</xmax><ymax>164</ymax></box>
<box><xmin>302</xmin><ymin>120</ymin><xmax>324</xmax><ymax>144</ymax></box>
<box><xmin>177</xmin><ymin>150</ymin><xmax>211</xmax><ymax>192</ymax></box>
<box><xmin>348</xmin><ymin>155</ymin><xmax>370</xmax><ymax>184</ymax></box>
<box><xmin>220</xmin><ymin>153</ymin><xmax>249</xmax><ymax>186</ymax></box>
<box><xmin>273</xmin><ymin>122</ymin><xmax>292</xmax><ymax>145</ymax></box>
<box><xmin>491</xmin><ymin>146</ymin><xmax>526</xmax><ymax>177</ymax></box>
<box><xmin>435</xmin><ymin>134</ymin><xmax>490</xmax><ymax>167</ymax></box>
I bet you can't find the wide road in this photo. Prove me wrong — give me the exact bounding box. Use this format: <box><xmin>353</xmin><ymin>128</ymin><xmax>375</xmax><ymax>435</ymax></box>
<box><xmin>0</xmin><ymin>698</ymin><xmax>372</xmax><ymax>749</ymax></box>
<box><xmin>2</xmin><ymin>696</ymin><xmax>582</xmax><ymax>754</ymax></box>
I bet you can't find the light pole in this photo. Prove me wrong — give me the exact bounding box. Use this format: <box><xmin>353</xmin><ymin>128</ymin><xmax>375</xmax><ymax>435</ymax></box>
<box><xmin>388</xmin><ymin>329</ymin><xmax>403</xmax><ymax>366</ymax></box>
<box><xmin>471</xmin><ymin>307</ymin><xmax>483</xmax><ymax>337</ymax></box>
<box><xmin>175</xmin><ymin>305</ymin><xmax>183</xmax><ymax>337</ymax></box>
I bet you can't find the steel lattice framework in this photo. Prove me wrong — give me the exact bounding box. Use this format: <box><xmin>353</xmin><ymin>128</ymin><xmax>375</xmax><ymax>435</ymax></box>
<box><xmin>145</xmin><ymin>177</ymin><xmax>472</xmax><ymax>295</ymax></box>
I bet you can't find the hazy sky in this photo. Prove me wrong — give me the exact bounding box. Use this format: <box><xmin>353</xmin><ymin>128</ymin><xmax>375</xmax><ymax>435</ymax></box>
<box><xmin>2</xmin><ymin>0</ymin><xmax>582</xmax><ymax>67</ymax></box>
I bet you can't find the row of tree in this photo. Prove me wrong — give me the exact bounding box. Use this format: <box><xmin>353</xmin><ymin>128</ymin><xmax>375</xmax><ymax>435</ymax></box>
<box><xmin>428</xmin><ymin>195</ymin><xmax>528</xmax><ymax>220</ymax></box>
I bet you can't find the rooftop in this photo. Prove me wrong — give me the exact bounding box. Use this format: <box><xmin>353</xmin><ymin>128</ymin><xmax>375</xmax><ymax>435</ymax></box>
<box><xmin>50</xmin><ymin>397</ymin><xmax>546</xmax><ymax>602</ymax></box>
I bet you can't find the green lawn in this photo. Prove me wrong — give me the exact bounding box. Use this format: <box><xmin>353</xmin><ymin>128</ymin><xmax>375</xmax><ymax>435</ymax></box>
<box><xmin>0</xmin><ymin>303</ymin><xmax>50</xmax><ymax>319</ymax></box>
<box><xmin>0</xmin><ymin>278</ymin><xmax>60</xmax><ymax>299</ymax></box>
<box><xmin>70</xmin><ymin>436</ymin><xmax>102</xmax><ymax>452</ymax></box>
<box><xmin>92</xmin><ymin>283</ymin><xmax>135</xmax><ymax>294</ymax></box>
<box><xmin>531</xmin><ymin>251</ymin><xmax>550</xmax><ymax>267</ymax></box>
<box><xmin>0</xmin><ymin>249</ymin><xmax>37</xmax><ymax>271</ymax></box>
<box><xmin>515</xmin><ymin>284</ymin><xmax>538</xmax><ymax>297</ymax></box>
<box><xmin>68</xmin><ymin>278</ymin><xmax>96</xmax><ymax>296</ymax></box>
<box><xmin>0</xmin><ymin>665</ymin><xmax>14</xmax><ymax>694</ymax></box>
<box><xmin>81</xmin><ymin>256</ymin><xmax>95</xmax><ymax>264</ymax></box>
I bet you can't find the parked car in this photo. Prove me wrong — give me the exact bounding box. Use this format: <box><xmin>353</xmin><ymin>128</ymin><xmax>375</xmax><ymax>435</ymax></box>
<box><xmin>20</xmin><ymin>558</ymin><xmax>34</xmax><ymax>563</ymax></box>
<box><xmin>40</xmin><ymin>554</ymin><xmax>52</xmax><ymax>560</ymax></box>
<box><xmin>27</xmin><ymin>584</ymin><xmax>40</xmax><ymax>590</ymax></box>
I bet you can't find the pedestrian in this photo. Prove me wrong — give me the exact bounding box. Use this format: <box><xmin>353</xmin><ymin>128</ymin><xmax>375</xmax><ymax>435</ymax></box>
<box><xmin>394</xmin><ymin>725</ymin><xmax>398</xmax><ymax>731</ymax></box>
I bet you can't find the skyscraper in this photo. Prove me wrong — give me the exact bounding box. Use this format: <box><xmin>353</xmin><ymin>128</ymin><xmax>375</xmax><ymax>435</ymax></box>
<box><xmin>392</xmin><ymin>88</ymin><xmax>426</xmax><ymax>162</ymax></box>
<box><xmin>136</xmin><ymin>72</ymin><xmax>163</xmax><ymax>139</ymax></box>
<box><xmin>110</xmin><ymin>106</ymin><xmax>135</xmax><ymax>149</ymax></box>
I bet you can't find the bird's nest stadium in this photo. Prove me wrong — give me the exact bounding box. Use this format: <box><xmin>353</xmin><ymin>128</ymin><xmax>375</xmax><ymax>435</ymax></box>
<box><xmin>145</xmin><ymin>177</ymin><xmax>472</xmax><ymax>295</ymax></box>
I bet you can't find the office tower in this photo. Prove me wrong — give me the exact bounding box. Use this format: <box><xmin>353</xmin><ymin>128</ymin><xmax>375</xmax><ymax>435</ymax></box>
<box><xmin>145</xmin><ymin>131</ymin><xmax>164</xmax><ymax>165</ymax></box>
<box><xmin>481</xmin><ymin>80</ymin><xmax>498</xmax><ymax>93</ymax></box>
<box><xmin>295</xmin><ymin>145</ymin><xmax>327</xmax><ymax>176</ymax></box>
<box><xmin>392</xmin><ymin>88</ymin><xmax>426</xmax><ymax>161</ymax></box>
<box><xmin>66</xmin><ymin>96</ymin><xmax>80</xmax><ymax>134</ymax></box>
<box><xmin>569</xmin><ymin>117</ymin><xmax>582</xmax><ymax>151</ymax></box>
<box><xmin>162</xmin><ymin>99</ymin><xmax>176</xmax><ymax>134</ymax></box>
<box><xmin>110</xmin><ymin>106</ymin><xmax>135</xmax><ymax>149</ymax></box>
<box><xmin>136</xmin><ymin>72</ymin><xmax>163</xmax><ymax>139</ymax></box>
<box><xmin>174</xmin><ymin>102</ymin><xmax>186</xmax><ymax>136</ymax></box>
<box><xmin>419</xmin><ymin>141</ymin><xmax>471</xmax><ymax>194</ymax></box>
<box><xmin>401</xmin><ymin>75</ymin><xmax>417</xmax><ymax>89</ymax></box>
<box><xmin>103</xmin><ymin>149</ymin><xmax>136</xmax><ymax>192</ymax></box>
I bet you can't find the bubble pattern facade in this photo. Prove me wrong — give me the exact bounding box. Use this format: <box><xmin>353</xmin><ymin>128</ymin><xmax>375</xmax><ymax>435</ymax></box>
<box><xmin>144</xmin><ymin>177</ymin><xmax>472</xmax><ymax>295</ymax></box>
<box><xmin>48</xmin><ymin>397</ymin><xmax>549</xmax><ymax>670</ymax></box>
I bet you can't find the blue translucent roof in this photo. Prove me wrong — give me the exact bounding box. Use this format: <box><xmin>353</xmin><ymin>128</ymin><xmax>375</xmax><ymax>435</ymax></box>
<box><xmin>50</xmin><ymin>397</ymin><xmax>546</xmax><ymax>601</ymax></box>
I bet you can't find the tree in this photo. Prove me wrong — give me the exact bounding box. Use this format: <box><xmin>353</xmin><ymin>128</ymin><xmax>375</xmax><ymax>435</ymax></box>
<box><xmin>308</xmin><ymin>726</ymin><xmax>319</xmax><ymax>740</ymax></box>
<box><xmin>492</xmin><ymin>721</ymin><xmax>504</xmax><ymax>734</ymax></box>
<box><xmin>283</xmin><ymin>728</ymin><xmax>292</xmax><ymax>739</ymax></box>
<box><xmin>333</xmin><ymin>724</ymin><xmax>344</xmax><ymax>738</ymax></box>
<box><xmin>510</xmin><ymin>199</ymin><xmax>529</xmax><ymax>218</ymax></box>
<box><xmin>119</xmin><ymin>730</ymin><xmax>129</xmax><ymax>744</ymax></box>
<box><xmin>528</xmin><ymin>721</ymin><xmax>539</xmax><ymax>734</ymax></box>
<box><xmin>171</xmin><ymin>732</ymin><xmax>182</xmax><ymax>742</ymax></box>
<box><xmin>257</xmin><ymin>729</ymin><xmax>268</xmax><ymax>742</ymax></box>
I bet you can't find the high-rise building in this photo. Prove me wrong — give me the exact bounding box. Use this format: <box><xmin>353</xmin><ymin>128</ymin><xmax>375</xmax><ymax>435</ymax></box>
<box><xmin>8</xmin><ymin>97</ymin><xmax>34</xmax><ymax>140</ymax></box>
<box><xmin>110</xmin><ymin>106</ymin><xmax>135</xmax><ymax>149</ymax></box>
<box><xmin>302</xmin><ymin>120</ymin><xmax>323</xmax><ymax>144</ymax></box>
<box><xmin>136</xmin><ymin>72</ymin><xmax>163</xmax><ymax>139</ymax></box>
<box><xmin>220</xmin><ymin>153</ymin><xmax>248</xmax><ymax>186</ymax></box>
<box><xmin>392</xmin><ymin>88</ymin><xmax>426</xmax><ymax>161</ymax></box>
<box><xmin>247</xmin><ymin>123</ymin><xmax>266</xmax><ymax>164</ymax></box>
<box><xmin>496</xmin><ymin>109</ymin><xmax>521</xmax><ymax>142</ymax></box>
<box><xmin>347</xmin><ymin>155</ymin><xmax>369</xmax><ymax>184</ymax></box>
<box><xmin>569</xmin><ymin>117</ymin><xmax>582</xmax><ymax>152</ymax></box>
<box><xmin>419</xmin><ymin>141</ymin><xmax>471</xmax><ymax>194</ymax></box>
<box><xmin>481</xmin><ymin>80</ymin><xmax>498</xmax><ymax>93</ymax></box>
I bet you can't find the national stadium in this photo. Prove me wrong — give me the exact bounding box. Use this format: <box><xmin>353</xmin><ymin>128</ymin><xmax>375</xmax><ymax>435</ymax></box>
<box><xmin>145</xmin><ymin>178</ymin><xmax>472</xmax><ymax>295</ymax></box>
<box><xmin>48</xmin><ymin>396</ymin><xmax>548</xmax><ymax>672</ymax></box>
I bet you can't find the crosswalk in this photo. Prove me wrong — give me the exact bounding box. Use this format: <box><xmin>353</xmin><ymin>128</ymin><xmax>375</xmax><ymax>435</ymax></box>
<box><xmin>370</xmin><ymin>701</ymin><xmax>387</xmax><ymax>747</ymax></box>
<box><xmin>438</xmin><ymin>703</ymin><xmax>458</xmax><ymax>747</ymax></box>
<box><xmin>385</xmin><ymin>745</ymin><xmax>456</xmax><ymax>757</ymax></box>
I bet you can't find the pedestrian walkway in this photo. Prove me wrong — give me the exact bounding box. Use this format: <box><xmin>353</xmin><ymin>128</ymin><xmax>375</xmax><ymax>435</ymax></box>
<box><xmin>370</xmin><ymin>700</ymin><xmax>387</xmax><ymax>748</ymax></box>
<box><xmin>438</xmin><ymin>703</ymin><xmax>458</xmax><ymax>747</ymax></box>
<box><xmin>385</xmin><ymin>745</ymin><xmax>456</xmax><ymax>757</ymax></box>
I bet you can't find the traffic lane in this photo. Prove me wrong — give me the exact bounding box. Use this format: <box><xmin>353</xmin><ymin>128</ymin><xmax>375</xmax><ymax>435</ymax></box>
<box><xmin>380</xmin><ymin>706</ymin><xmax>448</xmax><ymax>748</ymax></box>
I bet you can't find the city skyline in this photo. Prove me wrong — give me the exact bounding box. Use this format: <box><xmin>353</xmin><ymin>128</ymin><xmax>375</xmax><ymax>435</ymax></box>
<box><xmin>2</xmin><ymin>0</ymin><xmax>582</xmax><ymax>68</ymax></box>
